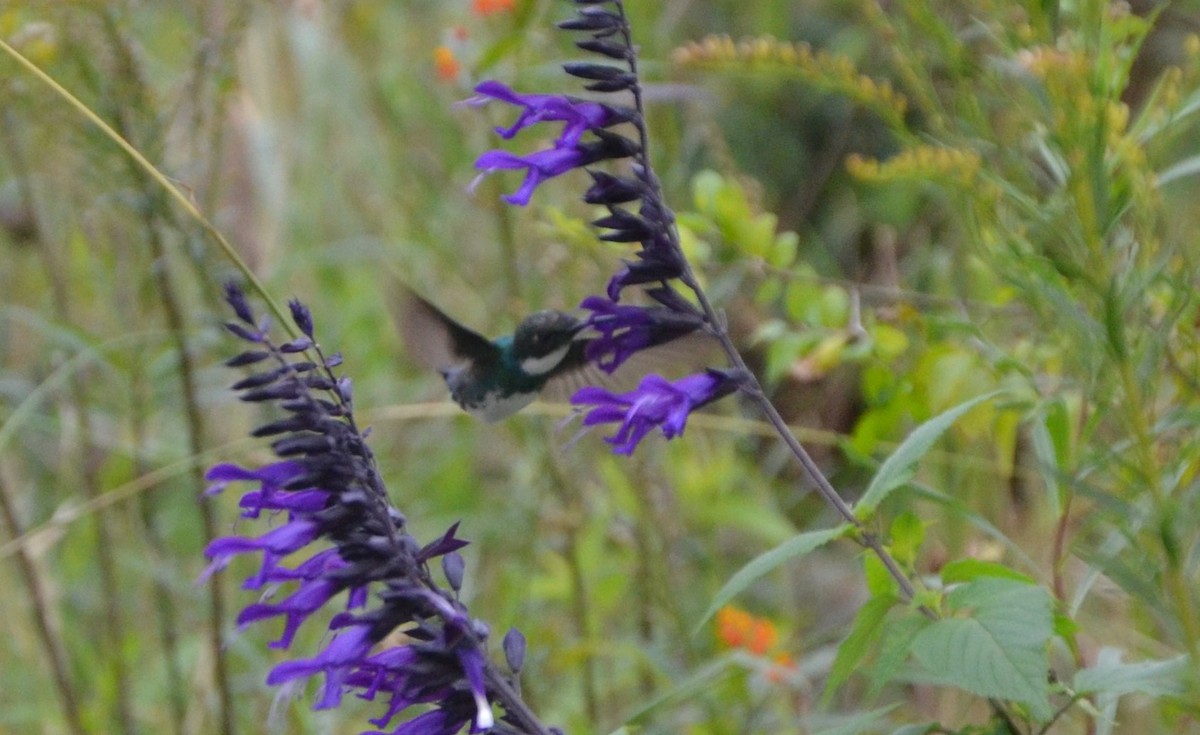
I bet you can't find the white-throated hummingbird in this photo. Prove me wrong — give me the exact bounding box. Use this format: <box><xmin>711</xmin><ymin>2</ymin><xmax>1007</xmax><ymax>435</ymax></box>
<box><xmin>395</xmin><ymin>287</ymin><xmax>715</xmax><ymax>422</ymax></box>
<box><xmin>397</xmin><ymin>290</ymin><xmax>595</xmax><ymax>422</ymax></box>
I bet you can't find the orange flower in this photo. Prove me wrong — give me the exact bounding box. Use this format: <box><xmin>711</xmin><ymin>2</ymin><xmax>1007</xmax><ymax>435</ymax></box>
<box><xmin>472</xmin><ymin>0</ymin><xmax>515</xmax><ymax>16</ymax></box>
<box><xmin>715</xmin><ymin>605</ymin><xmax>779</xmax><ymax>655</ymax></box>
<box><xmin>433</xmin><ymin>45</ymin><xmax>461</xmax><ymax>82</ymax></box>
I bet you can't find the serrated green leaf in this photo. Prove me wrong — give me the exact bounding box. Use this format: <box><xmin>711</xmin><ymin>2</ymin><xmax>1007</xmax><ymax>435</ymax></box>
<box><xmin>696</xmin><ymin>525</ymin><xmax>849</xmax><ymax>632</ymax></box>
<box><xmin>1073</xmin><ymin>654</ymin><xmax>1188</xmax><ymax>697</ymax></box>
<box><xmin>824</xmin><ymin>594</ymin><xmax>899</xmax><ymax>702</ymax></box>
<box><xmin>855</xmin><ymin>391</ymin><xmax>1002</xmax><ymax>519</ymax></box>
<box><xmin>911</xmin><ymin>578</ymin><xmax>1053</xmax><ymax>720</ymax></box>
<box><xmin>940</xmin><ymin>558</ymin><xmax>1035</xmax><ymax>585</ymax></box>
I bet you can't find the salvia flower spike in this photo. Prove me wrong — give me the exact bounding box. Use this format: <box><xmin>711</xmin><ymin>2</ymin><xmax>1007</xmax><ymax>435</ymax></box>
<box><xmin>474</xmin><ymin>0</ymin><xmax>736</xmax><ymax>454</ymax></box>
<box><xmin>205</xmin><ymin>283</ymin><xmax>554</xmax><ymax>735</ymax></box>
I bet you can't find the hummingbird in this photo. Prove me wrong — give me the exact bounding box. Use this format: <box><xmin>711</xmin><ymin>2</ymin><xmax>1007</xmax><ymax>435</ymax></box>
<box><xmin>396</xmin><ymin>290</ymin><xmax>594</xmax><ymax>422</ymax></box>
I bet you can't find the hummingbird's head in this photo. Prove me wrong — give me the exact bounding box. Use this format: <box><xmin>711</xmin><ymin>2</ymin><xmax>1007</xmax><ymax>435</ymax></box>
<box><xmin>511</xmin><ymin>310</ymin><xmax>585</xmax><ymax>376</ymax></box>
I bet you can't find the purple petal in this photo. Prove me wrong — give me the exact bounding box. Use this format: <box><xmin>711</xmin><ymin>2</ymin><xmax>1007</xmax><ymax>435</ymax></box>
<box><xmin>267</xmin><ymin>624</ymin><xmax>374</xmax><ymax>709</ymax></box>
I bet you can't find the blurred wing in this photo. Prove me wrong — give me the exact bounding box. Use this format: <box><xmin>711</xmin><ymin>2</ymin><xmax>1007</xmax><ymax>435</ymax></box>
<box><xmin>391</xmin><ymin>285</ymin><xmax>498</xmax><ymax>372</ymax></box>
<box><xmin>542</xmin><ymin>332</ymin><xmax>724</xmax><ymax>403</ymax></box>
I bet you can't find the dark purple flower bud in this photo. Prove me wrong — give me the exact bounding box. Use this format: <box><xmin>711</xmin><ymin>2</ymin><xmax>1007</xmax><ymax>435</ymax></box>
<box><xmin>226</xmin><ymin>349</ymin><xmax>271</xmax><ymax>367</ymax></box>
<box><xmin>606</xmin><ymin>252</ymin><xmax>685</xmax><ymax>301</ymax></box>
<box><xmin>442</xmin><ymin>552</ymin><xmax>465</xmax><ymax>592</ymax></box>
<box><xmin>280</xmin><ymin>336</ymin><xmax>315</xmax><ymax>353</ymax></box>
<box><xmin>251</xmin><ymin>416</ymin><xmax>311</xmax><ymax>437</ymax></box>
<box><xmin>324</xmin><ymin>352</ymin><xmax>344</xmax><ymax>368</ymax></box>
<box><xmin>224</xmin><ymin>321</ymin><xmax>265</xmax><ymax>343</ymax></box>
<box><xmin>556</xmin><ymin>61</ymin><xmax>638</xmax><ymax>92</ymax></box>
<box><xmin>289</xmin><ymin>298</ymin><xmax>315</xmax><ymax>337</ymax></box>
<box><xmin>224</xmin><ymin>281</ymin><xmax>255</xmax><ymax>324</ymax></box>
<box><xmin>645</xmin><ymin>285</ymin><xmax>701</xmax><ymax>315</ymax></box>
<box><xmin>575</xmin><ymin>38</ymin><xmax>631</xmax><ymax>60</ymax></box>
<box><xmin>272</xmin><ymin>434</ymin><xmax>333</xmax><ymax>457</ymax></box>
<box><xmin>503</xmin><ymin>628</ymin><xmax>527</xmax><ymax>673</ymax></box>
<box><xmin>593</xmin><ymin>209</ymin><xmax>655</xmax><ymax>242</ymax></box>
<box><xmin>417</xmin><ymin>522</ymin><xmax>470</xmax><ymax>562</ymax></box>
<box><xmin>562</xmin><ymin>61</ymin><xmax>626</xmax><ymax>81</ymax></box>
<box><xmin>584</xmin><ymin>171</ymin><xmax>646</xmax><ymax>205</ymax></box>
<box><xmin>231</xmin><ymin>366</ymin><xmax>290</xmax><ymax>391</ymax></box>
<box><xmin>557</xmin><ymin>7</ymin><xmax>623</xmax><ymax>33</ymax></box>
<box><xmin>571</xmin><ymin>369</ymin><xmax>740</xmax><ymax>454</ymax></box>
<box><xmin>583</xmin><ymin>129</ymin><xmax>641</xmax><ymax>161</ymax></box>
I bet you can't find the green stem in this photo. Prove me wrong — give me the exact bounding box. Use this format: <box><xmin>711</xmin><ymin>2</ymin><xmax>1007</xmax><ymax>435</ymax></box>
<box><xmin>0</xmin><ymin>465</ymin><xmax>88</xmax><ymax>735</ymax></box>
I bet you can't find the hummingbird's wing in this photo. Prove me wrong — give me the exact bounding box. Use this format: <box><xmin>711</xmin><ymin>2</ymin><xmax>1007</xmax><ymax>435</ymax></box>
<box><xmin>541</xmin><ymin>331</ymin><xmax>724</xmax><ymax>404</ymax></box>
<box><xmin>393</xmin><ymin>287</ymin><xmax>500</xmax><ymax>372</ymax></box>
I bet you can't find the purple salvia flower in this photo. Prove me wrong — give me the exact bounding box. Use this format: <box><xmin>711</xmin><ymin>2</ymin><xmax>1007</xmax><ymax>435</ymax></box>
<box><xmin>205</xmin><ymin>283</ymin><xmax>554</xmax><ymax>735</ymax></box>
<box><xmin>475</xmin><ymin>147</ymin><xmax>590</xmax><ymax>206</ymax></box>
<box><xmin>572</xmin><ymin>369</ymin><xmax>740</xmax><ymax>454</ymax></box>
<box><xmin>580</xmin><ymin>295</ymin><xmax>705</xmax><ymax>373</ymax></box>
<box><xmin>471</xmin><ymin>80</ymin><xmax>638</xmax><ymax>206</ymax></box>
<box><xmin>267</xmin><ymin>623</ymin><xmax>375</xmax><ymax>709</ymax></box>
<box><xmin>471</xmin><ymin>80</ymin><xmax>622</xmax><ymax>146</ymax></box>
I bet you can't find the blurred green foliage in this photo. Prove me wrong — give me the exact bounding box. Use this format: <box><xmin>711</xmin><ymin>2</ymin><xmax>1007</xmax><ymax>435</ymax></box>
<box><xmin>2</xmin><ymin>1</ymin><xmax>1200</xmax><ymax>734</ymax></box>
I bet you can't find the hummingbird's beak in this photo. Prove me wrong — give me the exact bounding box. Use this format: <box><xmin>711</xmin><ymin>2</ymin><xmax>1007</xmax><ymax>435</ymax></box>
<box><xmin>569</xmin><ymin>320</ymin><xmax>595</xmax><ymax>340</ymax></box>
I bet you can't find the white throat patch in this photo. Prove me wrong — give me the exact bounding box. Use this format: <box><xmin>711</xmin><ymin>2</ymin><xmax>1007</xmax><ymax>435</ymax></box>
<box><xmin>520</xmin><ymin>344</ymin><xmax>571</xmax><ymax>377</ymax></box>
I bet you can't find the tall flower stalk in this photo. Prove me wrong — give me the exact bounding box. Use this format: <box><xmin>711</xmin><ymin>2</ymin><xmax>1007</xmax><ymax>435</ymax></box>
<box><xmin>473</xmin><ymin>0</ymin><xmax>918</xmax><ymax>603</ymax></box>
<box><xmin>205</xmin><ymin>284</ymin><xmax>553</xmax><ymax>735</ymax></box>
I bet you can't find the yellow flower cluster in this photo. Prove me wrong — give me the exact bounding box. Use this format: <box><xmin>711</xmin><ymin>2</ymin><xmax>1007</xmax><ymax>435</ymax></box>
<box><xmin>672</xmin><ymin>34</ymin><xmax>908</xmax><ymax>128</ymax></box>
<box><xmin>846</xmin><ymin>145</ymin><xmax>981</xmax><ymax>185</ymax></box>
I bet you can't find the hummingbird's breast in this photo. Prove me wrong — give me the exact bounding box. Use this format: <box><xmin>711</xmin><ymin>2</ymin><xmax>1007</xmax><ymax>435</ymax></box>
<box><xmin>443</xmin><ymin>354</ymin><xmax>544</xmax><ymax>423</ymax></box>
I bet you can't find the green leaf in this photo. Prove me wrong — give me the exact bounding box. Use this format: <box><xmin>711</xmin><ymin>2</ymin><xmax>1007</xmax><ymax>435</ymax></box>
<box><xmin>811</xmin><ymin>704</ymin><xmax>901</xmax><ymax>735</ymax></box>
<box><xmin>868</xmin><ymin>612</ymin><xmax>933</xmax><ymax>699</ymax></box>
<box><xmin>696</xmin><ymin>525</ymin><xmax>850</xmax><ymax>632</ymax></box>
<box><xmin>824</xmin><ymin>594</ymin><xmax>900</xmax><ymax>702</ymax></box>
<box><xmin>1157</xmin><ymin>153</ymin><xmax>1200</xmax><ymax>188</ymax></box>
<box><xmin>888</xmin><ymin>511</ymin><xmax>926</xmax><ymax>568</ymax></box>
<box><xmin>1074</xmin><ymin>652</ymin><xmax>1188</xmax><ymax>697</ymax></box>
<box><xmin>855</xmin><ymin>391</ymin><xmax>1002</xmax><ymax>519</ymax></box>
<box><xmin>864</xmin><ymin>553</ymin><xmax>899</xmax><ymax>597</ymax></box>
<box><xmin>940</xmin><ymin>558</ymin><xmax>1035</xmax><ymax>585</ymax></box>
<box><xmin>621</xmin><ymin>657</ymin><xmax>735</xmax><ymax>727</ymax></box>
<box><xmin>910</xmin><ymin>578</ymin><xmax>1053</xmax><ymax>720</ymax></box>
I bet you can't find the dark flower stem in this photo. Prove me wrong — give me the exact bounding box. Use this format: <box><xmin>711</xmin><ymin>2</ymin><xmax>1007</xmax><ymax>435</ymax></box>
<box><xmin>608</xmin><ymin>3</ymin><xmax>921</xmax><ymax>606</ymax></box>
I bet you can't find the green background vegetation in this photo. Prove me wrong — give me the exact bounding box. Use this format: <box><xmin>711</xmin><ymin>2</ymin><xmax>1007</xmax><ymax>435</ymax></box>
<box><xmin>2</xmin><ymin>1</ymin><xmax>1200</xmax><ymax>733</ymax></box>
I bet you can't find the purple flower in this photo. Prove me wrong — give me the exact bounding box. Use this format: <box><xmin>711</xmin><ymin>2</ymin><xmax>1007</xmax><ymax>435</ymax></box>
<box><xmin>472</xmin><ymin>79</ymin><xmax>638</xmax><ymax>206</ymax></box>
<box><xmin>572</xmin><ymin>369</ymin><xmax>741</xmax><ymax>454</ymax></box>
<box><xmin>472</xmin><ymin>80</ymin><xmax>619</xmax><ymax>147</ymax></box>
<box><xmin>267</xmin><ymin>623</ymin><xmax>374</xmax><ymax>709</ymax></box>
<box><xmin>204</xmin><ymin>284</ymin><xmax>551</xmax><ymax>735</ymax></box>
<box><xmin>579</xmin><ymin>295</ymin><xmax>705</xmax><ymax>372</ymax></box>
<box><xmin>475</xmin><ymin>147</ymin><xmax>589</xmax><ymax>206</ymax></box>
